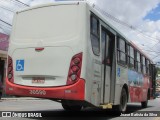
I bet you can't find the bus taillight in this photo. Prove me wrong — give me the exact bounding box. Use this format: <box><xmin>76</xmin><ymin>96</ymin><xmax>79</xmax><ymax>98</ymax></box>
<box><xmin>7</xmin><ymin>56</ymin><xmax>14</xmax><ymax>83</ymax></box>
<box><xmin>67</xmin><ymin>53</ymin><xmax>82</xmax><ymax>85</ymax></box>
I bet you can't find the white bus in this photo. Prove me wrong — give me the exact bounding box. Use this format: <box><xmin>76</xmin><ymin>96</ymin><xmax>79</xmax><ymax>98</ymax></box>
<box><xmin>6</xmin><ymin>1</ymin><xmax>156</xmax><ymax>113</ymax></box>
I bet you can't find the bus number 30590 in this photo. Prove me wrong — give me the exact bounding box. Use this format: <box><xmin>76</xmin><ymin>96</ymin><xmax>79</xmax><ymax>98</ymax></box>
<box><xmin>29</xmin><ymin>90</ymin><xmax>46</xmax><ymax>95</ymax></box>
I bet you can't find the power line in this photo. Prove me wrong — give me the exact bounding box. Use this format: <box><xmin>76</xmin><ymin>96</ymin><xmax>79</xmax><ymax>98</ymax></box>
<box><xmin>142</xmin><ymin>49</ymin><xmax>160</xmax><ymax>53</ymax></box>
<box><xmin>0</xmin><ymin>26</ymin><xmax>9</xmax><ymax>34</ymax></box>
<box><xmin>86</xmin><ymin>2</ymin><xmax>160</xmax><ymax>62</ymax></box>
<box><xmin>0</xmin><ymin>19</ymin><xmax>12</xmax><ymax>26</ymax></box>
<box><xmin>0</xmin><ymin>0</ymin><xmax>29</xmax><ymax>34</ymax></box>
<box><xmin>151</xmin><ymin>41</ymin><xmax>160</xmax><ymax>49</ymax></box>
<box><xmin>11</xmin><ymin>0</ymin><xmax>29</xmax><ymax>7</ymax></box>
<box><xmin>153</xmin><ymin>53</ymin><xmax>160</xmax><ymax>60</ymax></box>
<box><xmin>0</xmin><ymin>23</ymin><xmax>12</xmax><ymax>30</ymax></box>
<box><xmin>0</xmin><ymin>4</ymin><xmax>17</xmax><ymax>11</ymax></box>
<box><xmin>89</xmin><ymin>2</ymin><xmax>160</xmax><ymax>60</ymax></box>
<box><xmin>1</xmin><ymin>0</ymin><xmax>28</xmax><ymax>8</ymax></box>
<box><xmin>0</xmin><ymin>5</ymin><xmax>15</xmax><ymax>12</ymax></box>
<box><xmin>91</xmin><ymin>3</ymin><xmax>160</xmax><ymax>42</ymax></box>
<box><xmin>1</xmin><ymin>0</ymin><xmax>21</xmax><ymax>7</ymax></box>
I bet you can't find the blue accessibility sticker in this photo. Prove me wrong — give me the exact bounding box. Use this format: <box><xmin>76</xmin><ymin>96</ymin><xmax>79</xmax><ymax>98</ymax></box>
<box><xmin>16</xmin><ymin>60</ymin><xmax>24</xmax><ymax>71</ymax></box>
<box><xmin>117</xmin><ymin>68</ymin><xmax>120</xmax><ymax>77</ymax></box>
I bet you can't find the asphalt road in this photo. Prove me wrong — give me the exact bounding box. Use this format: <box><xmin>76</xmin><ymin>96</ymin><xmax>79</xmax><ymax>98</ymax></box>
<box><xmin>0</xmin><ymin>97</ymin><xmax>160</xmax><ymax>120</ymax></box>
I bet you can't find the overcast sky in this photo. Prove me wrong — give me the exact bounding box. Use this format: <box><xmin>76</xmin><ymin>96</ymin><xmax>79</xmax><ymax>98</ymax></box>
<box><xmin>0</xmin><ymin>0</ymin><xmax>160</xmax><ymax>63</ymax></box>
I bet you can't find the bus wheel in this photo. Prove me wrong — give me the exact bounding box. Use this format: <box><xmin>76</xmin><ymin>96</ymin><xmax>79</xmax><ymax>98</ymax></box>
<box><xmin>114</xmin><ymin>88</ymin><xmax>127</xmax><ymax>114</ymax></box>
<box><xmin>113</xmin><ymin>88</ymin><xmax>127</xmax><ymax>114</ymax></box>
<box><xmin>141</xmin><ymin>101</ymin><xmax>148</xmax><ymax>108</ymax></box>
<box><xmin>61</xmin><ymin>103</ymin><xmax>82</xmax><ymax>111</ymax></box>
<box><xmin>119</xmin><ymin>88</ymin><xmax>127</xmax><ymax>113</ymax></box>
<box><xmin>141</xmin><ymin>91</ymin><xmax>149</xmax><ymax>108</ymax></box>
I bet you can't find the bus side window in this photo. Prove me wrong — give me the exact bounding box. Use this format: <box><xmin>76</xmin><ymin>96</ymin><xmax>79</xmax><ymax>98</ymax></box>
<box><xmin>90</xmin><ymin>14</ymin><xmax>100</xmax><ymax>56</ymax></box>
<box><xmin>142</xmin><ymin>56</ymin><xmax>146</xmax><ymax>74</ymax></box>
<box><xmin>117</xmin><ymin>38</ymin><xmax>126</xmax><ymax>65</ymax></box>
<box><xmin>136</xmin><ymin>52</ymin><xmax>141</xmax><ymax>73</ymax></box>
<box><xmin>129</xmin><ymin>46</ymin><xmax>134</xmax><ymax>69</ymax></box>
<box><xmin>140</xmin><ymin>55</ymin><xmax>143</xmax><ymax>73</ymax></box>
<box><xmin>127</xmin><ymin>44</ymin><xmax>130</xmax><ymax>66</ymax></box>
<box><xmin>146</xmin><ymin>59</ymin><xmax>150</xmax><ymax>74</ymax></box>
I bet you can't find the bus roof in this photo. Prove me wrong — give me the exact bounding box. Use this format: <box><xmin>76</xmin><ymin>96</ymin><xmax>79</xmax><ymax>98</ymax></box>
<box><xmin>17</xmin><ymin>1</ymin><xmax>85</xmax><ymax>13</ymax></box>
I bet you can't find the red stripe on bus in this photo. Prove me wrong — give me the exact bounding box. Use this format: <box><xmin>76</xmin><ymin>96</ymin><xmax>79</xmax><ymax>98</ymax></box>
<box><xmin>5</xmin><ymin>78</ymin><xmax>85</xmax><ymax>101</ymax></box>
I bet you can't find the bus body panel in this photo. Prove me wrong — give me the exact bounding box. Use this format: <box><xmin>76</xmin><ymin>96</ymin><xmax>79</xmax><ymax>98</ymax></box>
<box><xmin>8</xmin><ymin>2</ymin><xmax>86</xmax><ymax>88</ymax></box>
<box><xmin>6</xmin><ymin>1</ymin><xmax>156</xmax><ymax>109</ymax></box>
<box><xmin>13</xmin><ymin>4</ymin><xmax>79</xmax><ymax>42</ymax></box>
<box><xmin>114</xmin><ymin>65</ymin><xmax>128</xmax><ymax>105</ymax></box>
<box><xmin>13</xmin><ymin>47</ymin><xmax>73</xmax><ymax>87</ymax></box>
<box><xmin>81</xmin><ymin>5</ymin><xmax>94</xmax><ymax>105</ymax></box>
<box><xmin>128</xmin><ymin>70</ymin><xmax>149</xmax><ymax>102</ymax></box>
<box><xmin>6</xmin><ymin>77</ymin><xmax>85</xmax><ymax>100</ymax></box>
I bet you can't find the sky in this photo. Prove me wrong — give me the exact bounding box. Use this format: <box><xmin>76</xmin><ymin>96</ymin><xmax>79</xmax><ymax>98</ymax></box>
<box><xmin>144</xmin><ymin>3</ymin><xmax>160</xmax><ymax>21</ymax></box>
<box><xmin>0</xmin><ymin>0</ymin><xmax>160</xmax><ymax>63</ymax></box>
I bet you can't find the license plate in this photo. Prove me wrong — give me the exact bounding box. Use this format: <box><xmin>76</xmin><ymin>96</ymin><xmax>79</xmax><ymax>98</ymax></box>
<box><xmin>32</xmin><ymin>77</ymin><xmax>45</xmax><ymax>84</ymax></box>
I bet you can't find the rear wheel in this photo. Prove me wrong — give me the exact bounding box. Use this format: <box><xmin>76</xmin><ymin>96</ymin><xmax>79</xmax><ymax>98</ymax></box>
<box><xmin>141</xmin><ymin>101</ymin><xmax>148</xmax><ymax>108</ymax></box>
<box><xmin>141</xmin><ymin>91</ymin><xmax>149</xmax><ymax>108</ymax></box>
<box><xmin>61</xmin><ymin>102</ymin><xmax>82</xmax><ymax>111</ymax></box>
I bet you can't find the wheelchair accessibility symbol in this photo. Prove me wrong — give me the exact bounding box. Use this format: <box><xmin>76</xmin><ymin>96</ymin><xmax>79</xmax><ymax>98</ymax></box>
<box><xmin>16</xmin><ymin>60</ymin><xmax>24</xmax><ymax>71</ymax></box>
<box><xmin>117</xmin><ymin>68</ymin><xmax>120</xmax><ymax>77</ymax></box>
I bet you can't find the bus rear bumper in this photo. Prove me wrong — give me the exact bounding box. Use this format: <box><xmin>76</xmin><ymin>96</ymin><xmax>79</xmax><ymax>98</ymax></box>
<box><xmin>5</xmin><ymin>78</ymin><xmax>85</xmax><ymax>101</ymax></box>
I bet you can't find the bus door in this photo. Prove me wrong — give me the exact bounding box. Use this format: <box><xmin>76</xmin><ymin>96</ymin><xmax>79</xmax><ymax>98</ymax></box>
<box><xmin>101</xmin><ymin>27</ymin><xmax>114</xmax><ymax>104</ymax></box>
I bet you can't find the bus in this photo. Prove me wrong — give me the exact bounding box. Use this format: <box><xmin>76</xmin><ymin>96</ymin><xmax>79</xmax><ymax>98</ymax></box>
<box><xmin>6</xmin><ymin>1</ymin><xmax>156</xmax><ymax>113</ymax></box>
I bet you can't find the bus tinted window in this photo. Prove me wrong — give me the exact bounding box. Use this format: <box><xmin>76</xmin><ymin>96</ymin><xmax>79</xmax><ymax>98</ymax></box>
<box><xmin>117</xmin><ymin>38</ymin><xmax>126</xmax><ymax>65</ymax></box>
<box><xmin>137</xmin><ymin>52</ymin><xmax>140</xmax><ymax>62</ymax></box>
<box><xmin>146</xmin><ymin>59</ymin><xmax>149</xmax><ymax>74</ymax></box>
<box><xmin>90</xmin><ymin>15</ymin><xmax>100</xmax><ymax>56</ymax></box>
<box><xmin>91</xmin><ymin>17</ymin><xmax>99</xmax><ymax>36</ymax></box>
<box><xmin>119</xmin><ymin>39</ymin><xmax>125</xmax><ymax>52</ymax></box>
<box><xmin>129</xmin><ymin>46</ymin><xmax>134</xmax><ymax>69</ymax></box>
<box><xmin>141</xmin><ymin>56</ymin><xmax>146</xmax><ymax>74</ymax></box>
<box><xmin>137</xmin><ymin>52</ymin><xmax>141</xmax><ymax>72</ymax></box>
<box><xmin>143</xmin><ymin>56</ymin><xmax>145</xmax><ymax>65</ymax></box>
<box><xmin>130</xmin><ymin>46</ymin><xmax>134</xmax><ymax>58</ymax></box>
<box><xmin>91</xmin><ymin>35</ymin><xmax>100</xmax><ymax>55</ymax></box>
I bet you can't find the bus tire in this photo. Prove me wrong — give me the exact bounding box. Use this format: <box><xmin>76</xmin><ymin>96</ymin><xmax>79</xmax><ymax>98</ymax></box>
<box><xmin>114</xmin><ymin>88</ymin><xmax>127</xmax><ymax>114</ymax></box>
<box><xmin>141</xmin><ymin>91</ymin><xmax>149</xmax><ymax>108</ymax></box>
<box><xmin>141</xmin><ymin>101</ymin><xmax>148</xmax><ymax>108</ymax></box>
<box><xmin>61</xmin><ymin>103</ymin><xmax>82</xmax><ymax>111</ymax></box>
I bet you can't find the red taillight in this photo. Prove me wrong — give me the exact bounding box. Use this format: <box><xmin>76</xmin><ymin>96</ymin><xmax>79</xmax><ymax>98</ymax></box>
<box><xmin>35</xmin><ymin>47</ymin><xmax>44</xmax><ymax>52</ymax></box>
<box><xmin>67</xmin><ymin>53</ymin><xmax>82</xmax><ymax>85</ymax></box>
<box><xmin>7</xmin><ymin>56</ymin><xmax>14</xmax><ymax>83</ymax></box>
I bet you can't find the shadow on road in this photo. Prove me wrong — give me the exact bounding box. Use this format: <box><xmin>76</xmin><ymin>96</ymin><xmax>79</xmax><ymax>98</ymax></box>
<box><xmin>28</xmin><ymin>104</ymin><xmax>154</xmax><ymax>119</ymax></box>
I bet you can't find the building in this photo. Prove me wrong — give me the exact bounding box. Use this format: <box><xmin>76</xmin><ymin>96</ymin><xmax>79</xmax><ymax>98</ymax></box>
<box><xmin>0</xmin><ymin>33</ymin><xmax>9</xmax><ymax>96</ymax></box>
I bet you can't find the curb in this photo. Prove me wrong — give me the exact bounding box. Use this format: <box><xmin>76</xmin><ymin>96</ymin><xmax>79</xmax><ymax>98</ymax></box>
<box><xmin>1</xmin><ymin>97</ymin><xmax>42</xmax><ymax>100</ymax></box>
